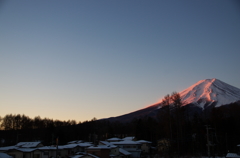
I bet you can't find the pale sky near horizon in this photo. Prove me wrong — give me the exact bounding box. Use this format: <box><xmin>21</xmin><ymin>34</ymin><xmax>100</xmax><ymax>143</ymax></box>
<box><xmin>0</xmin><ymin>0</ymin><xmax>240</xmax><ymax>122</ymax></box>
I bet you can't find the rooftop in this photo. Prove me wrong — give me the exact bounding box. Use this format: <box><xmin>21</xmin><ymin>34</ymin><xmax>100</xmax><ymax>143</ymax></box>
<box><xmin>107</xmin><ymin>138</ymin><xmax>123</xmax><ymax>141</ymax></box>
<box><xmin>112</xmin><ymin>140</ymin><xmax>140</xmax><ymax>145</ymax></box>
<box><xmin>226</xmin><ymin>153</ymin><xmax>240</xmax><ymax>158</ymax></box>
<box><xmin>88</xmin><ymin>145</ymin><xmax>111</xmax><ymax>150</ymax></box>
<box><xmin>15</xmin><ymin>142</ymin><xmax>42</xmax><ymax>148</ymax></box>
<box><xmin>119</xmin><ymin>148</ymin><xmax>131</xmax><ymax>156</ymax></box>
<box><xmin>136</xmin><ymin>140</ymin><xmax>152</xmax><ymax>144</ymax></box>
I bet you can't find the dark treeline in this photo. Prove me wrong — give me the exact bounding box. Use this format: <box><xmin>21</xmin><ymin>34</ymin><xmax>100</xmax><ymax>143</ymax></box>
<box><xmin>0</xmin><ymin>114</ymin><xmax>77</xmax><ymax>130</ymax></box>
<box><xmin>1</xmin><ymin>93</ymin><xmax>240</xmax><ymax>157</ymax></box>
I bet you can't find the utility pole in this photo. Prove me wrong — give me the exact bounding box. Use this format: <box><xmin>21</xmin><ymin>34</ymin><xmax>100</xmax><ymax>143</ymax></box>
<box><xmin>56</xmin><ymin>137</ymin><xmax>59</xmax><ymax>158</ymax></box>
<box><xmin>226</xmin><ymin>133</ymin><xmax>228</xmax><ymax>154</ymax></box>
<box><xmin>206</xmin><ymin>125</ymin><xmax>211</xmax><ymax>158</ymax></box>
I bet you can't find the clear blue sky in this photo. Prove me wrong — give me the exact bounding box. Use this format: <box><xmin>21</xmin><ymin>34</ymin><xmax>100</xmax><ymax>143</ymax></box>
<box><xmin>1</xmin><ymin>0</ymin><xmax>240</xmax><ymax>122</ymax></box>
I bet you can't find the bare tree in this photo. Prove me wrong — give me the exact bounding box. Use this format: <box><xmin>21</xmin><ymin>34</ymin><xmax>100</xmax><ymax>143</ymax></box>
<box><xmin>171</xmin><ymin>92</ymin><xmax>184</xmax><ymax>156</ymax></box>
<box><xmin>1</xmin><ymin>114</ymin><xmax>14</xmax><ymax>130</ymax></box>
<box><xmin>171</xmin><ymin>92</ymin><xmax>182</xmax><ymax>109</ymax></box>
<box><xmin>162</xmin><ymin>94</ymin><xmax>173</xmax><ymax>140</ymax></box>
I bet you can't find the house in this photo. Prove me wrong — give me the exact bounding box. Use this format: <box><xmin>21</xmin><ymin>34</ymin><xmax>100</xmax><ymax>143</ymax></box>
<box><xmin>59</xmin><ymin>142</ymin><xmax>92</xmax><ymax>156</ymax></box>
<box><xmin>69</xmin><ymin>153</ymin><xmax>100</xmax><ymax>158</ymax></box>
<box><xmin>0</xmin><ymin>142</ymin><xmax>45</xmax><ymax>158</ymax></box>
<box><xmin>77</xmin><ymin>143</ymin><xmax>93</xmax><ymax>153</ymax></box>
<box><xmin>58</xmin><ymin>145</ymin><xmax>75</xmax><ymax>157</ymax></box>
<box><xmin>0</xmin><ymin>146</ymin><xmax>17</xmax><ymax>153</ymax></box>
<box><xmin>0</xmin><ymin>142</ymin><xmax>69</xmax><ymax>158</ymax></box>
<box><xmin>226</xmin><ymin>153</ymin><xmax>240</xmax><ymax>158</ymax></box>
<box><xmin>0</xmin><ymin>141</ymin><xmax>93</xmax><ymax>158</ymax></box>
<box><xmin>38</xmin><ymin>146</ymin><xmax>58</xmax><ymax>158</ymax></box>
<box><xmin>6</xmin><ymin>148</ymin><xmax>42</xmax><ymax>158</ymax></box>
<box><xmin>226</xmin><ymin>144</ymin><xmax>240</xmax><ymax>158</ymax></box>
<box><xmin>0</xmin><ymin>153</ymin><xmax>13</xmax><ymax>158</ymax></box>
<box><xmin>111</xmin><ymin>141</ymin><xmax>141</xmax><ymax>158</ymax></box>
<box><xmin>136</xmin><ymin>140</ymin><xmax>151</xmax><ymax>154</ymax></box>
<box><xmin>87</xmin><ymin>145</ymin><xmax>111</xmax><ymax>158</ymax></box>
<box><xmin>58</xmin><ymin>142</ymin><xmax>92</xmax><ymax>157</ymax></box>
<box><xmin>99</xmin><ymin>141</ymin><xmax>119</xmax><ymax>157</ymax></box>
<box><xmin>118</xmin><ymin>149</ymin><xmax>131</xmax><ymax>158</ymax></box>
<box><xmin>99</xmin><ymin>141</ymin><xmax>131</xmax><ymax>158</ymax></box>
<box><xmin>0</xmin><ymin>137</ymin><xmax>150</xmax><ymax>158</ymax></box>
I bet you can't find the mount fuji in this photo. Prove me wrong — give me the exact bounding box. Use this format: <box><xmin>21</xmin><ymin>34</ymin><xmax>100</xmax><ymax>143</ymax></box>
<box><xmin>105</xmin><ymin>78</ymin><xmax>240</xmax><ymax>122</ymax></box>
<box><xmin>179</xmin><ymin>78</ymin><xmax>240</xmax><ymax>108</ymax></box>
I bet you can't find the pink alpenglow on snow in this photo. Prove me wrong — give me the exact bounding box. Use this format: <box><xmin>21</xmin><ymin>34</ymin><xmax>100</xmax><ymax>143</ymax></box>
<box><xmin>179</xmin><ymin>78</ymin><xmax>240</xmax><ymax>108</ymax></box>
<box><xmin>102</xmin><ymin>78</ymin><xmax>240</xmax><ymax>123</ymax></box>
<box><xmin>151</xmin><ymin>78</ymin><xmax>240</xmax><ymax>110</ymax></box>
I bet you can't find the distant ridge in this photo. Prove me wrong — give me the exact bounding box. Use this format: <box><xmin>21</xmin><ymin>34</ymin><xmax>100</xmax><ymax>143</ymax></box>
<box><xmin>102</xmin><ymin>79</ymin><xmax>240</xmax><ymax>122</ymax></box>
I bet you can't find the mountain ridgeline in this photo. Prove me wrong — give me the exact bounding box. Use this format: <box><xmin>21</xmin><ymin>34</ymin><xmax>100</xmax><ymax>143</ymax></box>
<box><xmin>104</xmin><ymin>78</ymin><xmax>240</xmax><ymax>122</ymax></box>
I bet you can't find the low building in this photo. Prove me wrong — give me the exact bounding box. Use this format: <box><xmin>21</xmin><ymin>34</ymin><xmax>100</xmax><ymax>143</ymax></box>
<box><xmin>59</xmin><ymin>142</ymin><xmax>93</xmax><ymax>157</ymax></box>
<box><xmin>226</xmin><ymin>144</ymin><xmax>240</xmax><ymax>158</ymax></box>
<box><xmin>0</xmin><ymin>142</ymin><xmax>45</xmax><ymax>158</ymax></box>
<box><xmin>38</xmin><ymin>146</ymin><xmax>58</xmax><ymax>158</ymax></box>
<box><xmin>0</xmin><ymin>146</ymin><xmax>17</xmax><ymax>153</ymax></box>
<box><xmin>6</xmin><ymin>148</ymin><xmax>42</xmax><ymax>158</ymax></box>
<box><xmin>226</xmin><ymin>153</ymin><xmax>240</xmax><ymax>158</ymax></box>
<box><xmin>99</xmin><ymin>141</ymin><xmax>119</xmax><ymax>157</ymax></box>
<box><xmin>118</xmin><ymin>148</ymin><xmax>131</xmax><ymax>158</ymax></box>
<box><xmin>87</xmin><ymin>145</ymin><xmax>111</xmax><ymax>158</ymax></box>
<box><xmin>0</xmin><ymin>153</ymin><xmax>13</xmax><ymax>158</ymax></box>
<box><xmin>69</xmin><ymin>153</ymin><xmax>99</xmax><ymax>158</ymax></box>
<box><xmin>99</xmin><ymin>141</ymin><xmax>132</xmax><ymax>158</ymax></box>
<box><xmin>111</xmin><ymin>141</ymin><xmax>141</xmax><ymax>158</ymax></box>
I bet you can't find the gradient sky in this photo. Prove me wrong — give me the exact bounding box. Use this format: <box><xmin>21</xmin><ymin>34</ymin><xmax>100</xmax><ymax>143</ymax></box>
<box><xmin>1</xmin><ymin>0</ymin><xmax>240</xmax><ymax>122</ymax></box>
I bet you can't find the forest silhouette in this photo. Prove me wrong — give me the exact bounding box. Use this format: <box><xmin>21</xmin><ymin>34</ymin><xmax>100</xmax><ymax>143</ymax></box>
<box><xmin>1</xmin><ymin>93</ymin><xmax>240</xmax><ymax>157</ymax></box>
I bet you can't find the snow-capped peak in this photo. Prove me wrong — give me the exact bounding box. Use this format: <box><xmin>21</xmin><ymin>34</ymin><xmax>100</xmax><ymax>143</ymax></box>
<box><xmin>103</xmin><ymin>78</ymin><xmax>240</xmax><ymax>123</ymax></box>
<box><xmin>179</xmin><ymin>78</ymin><xmax>240</xmax><ymax>108</ymax></box>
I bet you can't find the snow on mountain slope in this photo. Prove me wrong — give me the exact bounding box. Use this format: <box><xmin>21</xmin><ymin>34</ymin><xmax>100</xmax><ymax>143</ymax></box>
<box><xmin>103</xmin><ymin>78</ymin><xmax>240</xmax><ymax>122</ymax></box>
<box><xmin>179</xmin><ymin>78</ymin><xmax>240</xmax><ymax>109</ymax></box>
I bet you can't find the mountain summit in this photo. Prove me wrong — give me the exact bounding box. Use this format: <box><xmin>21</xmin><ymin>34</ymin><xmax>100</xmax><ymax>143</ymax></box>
<box><xmin>179</xmin><ymin>78</ymin><xmax>240</xmax><ymax>109</ymax></box>
<box><xmin>104</xmin><ymin>79</ymin><xmax>240</xmax><ymax>122</ymax></box>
